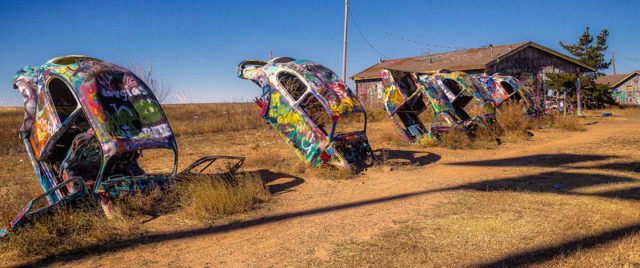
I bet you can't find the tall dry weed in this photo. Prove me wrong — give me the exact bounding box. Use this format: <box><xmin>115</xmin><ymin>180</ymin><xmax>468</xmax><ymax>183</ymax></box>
<box><xmin>378</xmin><ymin>125</ymin><xmax>410</xmax><ymax>146</ymax></box>
<box><xmin>1</xmin><ymin>205</ymin><xmax>144</xmax><ymax>259</ymax></box>
<box><xmin>115</xmin><ymin>187</ymin><xmax>180</xmax><ymax>217</ymax></box>
<box><xmin>177</xmin><ymin>173</ymin><xmax>270</xmax><ymax>221</ymax></box>
<box><xmin>437</xmin><ymin>125</ymin><xmax>500</xmax><ymax>150</ymax></box>
<box><xmin>548</xmin><ymin>114</ymin><xmax>586</xmax><ymax>131</ymax></box>
<box><xmin>497</xmin><ymin>101</ymin><xmax>586</xmax><ymax>136</ymax></box>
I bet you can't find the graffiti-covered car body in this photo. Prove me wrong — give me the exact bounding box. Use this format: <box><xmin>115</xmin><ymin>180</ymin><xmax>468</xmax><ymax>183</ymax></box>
<box><xmin>381</xmin><ymin>69</ymin><xmax>498</xmax><ymax>144</ymax></box>
<box><xmin>2</xmin><ymin>55</ymin><xmax>243</xmax><ymax>237</ymax></box>
<box><xmin>237</xmin><ymin>57</ymin><xmax>373</xmax><ymax>172</ymax></box>
<box><xmin>428</xmin><ymin>70</ymin><xmax>498</xmax><ymax>126</ymax></box>
<box><xmin>476</xmin><ymin>73</ymin><xmax>540</xmax><ymax>117</ymax></box>
<box><xmin>381</xmin><ymin>69</ymin><xmax>476</xmax><ymax>144</ymax></box>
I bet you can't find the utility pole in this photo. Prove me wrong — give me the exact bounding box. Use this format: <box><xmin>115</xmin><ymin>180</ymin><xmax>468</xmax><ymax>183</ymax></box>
<box><xmin>342</xmin><ymin>0</ymin><xmax>349</xmax><ymax>81</ymax></box>
<box><xmin>270</xmin><ymin>50</ymin><xmax>273</xmax><ymax>60</ymax></box>
<box><xmin>612</xmin><ymin>50</ymin><xmax>616</xmax><ymax>75</ymax></box>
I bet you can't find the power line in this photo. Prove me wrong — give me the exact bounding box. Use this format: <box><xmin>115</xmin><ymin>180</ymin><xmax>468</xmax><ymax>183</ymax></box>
<box><xmin>349</xmin><ymin>8</ymin><xmax>388</xmax><ymax>59</ymax></box>
<box><xmin>348</xmin><ymin>5</ymin><xmax>469</xmax><ymax>50</ymax></box>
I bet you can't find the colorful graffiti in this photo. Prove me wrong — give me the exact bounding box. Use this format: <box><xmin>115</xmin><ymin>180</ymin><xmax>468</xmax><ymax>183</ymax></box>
<box><xmin>5</xmin><ymin>56</ymin><xmax>177</xmax><ymax>223</ymax></box>
<box><xmin>238</xmin><ymin>57</ymin><xmax>373</xmax><ymax>171</ymax></box>
<box><xmin>612</xmin><ymin>86</ymin><xmax>640</xmax><ymax>105</ymax></box>
<box><xmin>476</xmin><ymin>73</ymin><xmax>540</xmax><ymax>117</ymax></box>
<box><xmin>3</xmin><ymin>56</ymin><xmax>247</xmax><ymax>238</ymax></box>
<box><xmin>380</xmin><ymin>68</ymin><xmax>500</xmax><ymax>145</ymax></box>
<box><xmin>4</xmin><ymin>55</ymin><xmax>246</xmax><ymax>238</ymax></box>
<box><xmin>381</xmin><ymin>69</ymin><xmax>485</xmax><ymax>144</ymax></box>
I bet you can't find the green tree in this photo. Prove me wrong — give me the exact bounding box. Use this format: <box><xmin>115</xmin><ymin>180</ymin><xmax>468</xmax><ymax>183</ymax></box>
<box><xmin>548</xmin><ymin>27</ymin><xmax>614</xmax><ymax>108</ymax></box>
<box><xmin>559</xmin><ymin>26</ymin><xmax>611</xmax><ymax>75</ymax></box>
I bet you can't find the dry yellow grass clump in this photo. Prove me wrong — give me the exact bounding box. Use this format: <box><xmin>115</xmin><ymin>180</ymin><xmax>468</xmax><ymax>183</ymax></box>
<box><xmin>437</xmin><ymin>125</ymin><xmax>501</xmax><ymax>150</ymax></box>
<box><xmin>1</xmin><ymin>172</ymin><xmax>271</xmax><ymax>260</ymax></box>
<box><xmin>177</xmin><ymin>173</ymin><xmax>271</xmax><ymax>221</ymax></box>
<box><xmin>2</xmin><ymin>205</ymin><xmax>144</xmax><ymax>258</ymax></box>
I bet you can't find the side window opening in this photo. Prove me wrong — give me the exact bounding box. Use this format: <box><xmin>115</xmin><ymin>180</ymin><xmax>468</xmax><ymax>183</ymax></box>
<box><xmin>394</xmin><ymin>95</ymin><xmax>428</xmax><ymax>139</ymax></box>
<box><xmin>48</xmin><ymin>77</ymin><xmax>78</xmax><ymax>120</ymax></box>
<box><xmin>334</xmin><ymin>112</ymin><xmax>365</xmax><ymax>135</ymax></box>
<box><xmin>442</xmin><ymin>79</ymin><xmax>462</xmax><ymax>96</ymax></box>
<box><xmin>442</xmin><ymin>79</ymin><xmax>473</xmax><ymax>113</ymax></box>
<box><xmin>451</xmin><ymin>95</ymin><xmax>473</xmax><ymax>113</ymax></box>
<box><xmin>397</xmin><ymin>73</ymin><xmax>418</xmax><ymax>96</ymax></box>
<box><xmin>452</xmin><ymin>105</ymin><xmax>472</xmax><ymax>121</ymax></box>
<box><xmin>512</xmin><ymin>91</ymin><xmax>523</xmax><ymax>101</ymax></box>
<box><xmin>45</xmin><ymin>112</ymin><xmax>99</xmax><ymax>184</ymax></box>
<box><xmin>500</xmin><ymin>81</ymin><xmax>515</xmax><ymax>95</ymax></box>
<box><xmin>278</xmin><ymin>72</ymin><xmax>307</xmax><ymax>101</ymax></box>
<box><xmin>299</xmin><ymin>93</ymin><xmax>331</xmax><ymax>135</ymax></box>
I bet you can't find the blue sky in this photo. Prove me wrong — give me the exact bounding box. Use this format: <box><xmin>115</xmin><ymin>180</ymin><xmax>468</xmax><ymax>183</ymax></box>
<box><xmin>1</xmin><ymin>0</ymin><xmax>638</xmax><ymax>106</ymax></box>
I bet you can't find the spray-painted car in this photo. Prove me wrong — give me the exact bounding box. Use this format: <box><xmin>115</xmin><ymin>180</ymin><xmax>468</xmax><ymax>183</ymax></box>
<box><xmin>237</xmin><ymin>57</ymin><xmax>374</xmax><ymax>172</ymax></box>
<box><xmin>427</xmin><ymin>70</ymin><xmax>498</xmax><ymax>126</ymax></box>
<box><xmin>476</xmin><ymin>73</ymin><xmax>540</xmax><ymax>117</ymax></box>
<box><xmin>381</xmin><ymin>69</ymin><xmax>498</xmax><ymax>144</ymax></box>
<box><xmin>381</xmin><ymin>69</ymin><xmax>478</xmax><ymax>144</ymax></box>
<box><xmin>2</xmin><ymin>55</ymin><xmax>244</xmax><ymax>238</ymax></box>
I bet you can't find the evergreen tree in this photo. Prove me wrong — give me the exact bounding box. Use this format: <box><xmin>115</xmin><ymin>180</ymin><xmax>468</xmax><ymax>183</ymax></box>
<box><xmin>559</xmin><ymin>26</ymin><xmax>611</xmax><ymax>76</ymax></box>
<box><xmin>548</xmin><ymin>27</ymin><xmax>614</xmax><ymax>108</ymax></box>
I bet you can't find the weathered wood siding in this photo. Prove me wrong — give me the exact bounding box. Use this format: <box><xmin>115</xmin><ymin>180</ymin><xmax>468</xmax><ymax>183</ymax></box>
<box><xmin>355</xmin><ymin>78</ymin><xmax>384</xmax><ymax>108</ymax></box>
<box><xmin>487</xmin><ymin>46</ymin><xmax>582</xmax><ymax>101</ymax></box>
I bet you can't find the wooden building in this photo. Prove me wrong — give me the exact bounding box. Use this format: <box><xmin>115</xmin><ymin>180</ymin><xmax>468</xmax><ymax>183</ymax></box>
<box><xmin>595</xmin><ymin>71</ymin><xmax>640</xmax><ymax>105</ymax></box>
<box><xmin>350</xmin><ymin>41</ymin><xmax>595</xmax><ymax>107</ymax></box>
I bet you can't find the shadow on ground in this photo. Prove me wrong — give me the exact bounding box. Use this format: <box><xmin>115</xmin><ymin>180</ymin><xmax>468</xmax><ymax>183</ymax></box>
<box><xmin>13</xmin><ymin>154</ymin><xmax>640</xmax><ymax>267</ymax></box>
<box><xmin>477</xmin><ymin>222</ymin><xmax>640</xmax><ymax>267</ymax></box>
<box><xmin>581</xmin><ymin>161</ymin><xmax>640</xmax><ymax>173</ymax></box>
<box><xmin>253</xmin><ymin>169</ymin><xmax>304</xmax><ymax>194</ymax></box>
<box><xmin>448</xmin><ymin>154</ymin><xmax>618</xmax><ymax>167</ymax></box>
<box><xmin>457</xmin><ymin>171</ymin><xmax>640</xmax><ymax>201</ymax></box>
<box><xmin>374</xmin><ymin>149</ymin><xmax>441</xmax><ymax>166</ymax></box>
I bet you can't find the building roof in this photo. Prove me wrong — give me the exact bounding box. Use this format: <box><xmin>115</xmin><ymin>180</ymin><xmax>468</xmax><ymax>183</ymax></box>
<box><xmin>350</xmin><ymin>41</ymin><xmax>596</xmax><ymax>80</ymax></box>
<box><xmin>594</xmin><ymin>71</ymin><xmax>640</xmax><ymax>88</ymax></box>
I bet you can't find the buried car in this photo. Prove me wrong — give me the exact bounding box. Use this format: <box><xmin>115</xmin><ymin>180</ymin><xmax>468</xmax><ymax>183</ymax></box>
<box><xmin>1</xmin><ymin>55</ymin><xmax>244</xmax><ymax>238</ymax></box>
<box><xmin>381</xmin><ymin>69</ymin><xmax>498</xmax><ymax>144</ymax></box>
<box><xmin>475</xmin><ymin>73</ymin><xmax>540</xmax><ymax>117</ymax></box>
<box><xmin>237</xmin><ymin>57</ymin><xmax>374</xmax><ymax>172</ymax></box>
<box><xmin>427</xmin><ymin>70</ymin><xmax>498</xmax><ymax>127</ymax></box>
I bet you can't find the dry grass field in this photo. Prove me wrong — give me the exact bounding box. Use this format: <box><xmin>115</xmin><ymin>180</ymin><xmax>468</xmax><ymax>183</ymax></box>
<box><xmin>0</xmin><ymin>103</ymin><xmax>639</xmax><ymax>267</ymax></box>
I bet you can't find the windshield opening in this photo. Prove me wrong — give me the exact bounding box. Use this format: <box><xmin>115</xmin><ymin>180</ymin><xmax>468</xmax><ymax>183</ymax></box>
<box><xmin>333</xmin><ymin>112</ymin><xmax>365</xmax><ymax>136</ymax></box>
<box><xmin>442</xmin><ymin>79</ymin><xmax>462</xmax><ymax>96</ymax></box>
<box><xmin>48</xmin><ymin>77</ymin><xmax>78</xmax><ymax>120</ymax></box>
<box><xmin>278</xmin><ymin>72</ymin><xmax>307</xmax><ymax>101</ymax></box>
<box><xmin>500</xmin><ymin>81</ymin><xmax>516</xmax><ymax>95</ymax></box>
<box><xmin>135</xmin><ymin>148</ymin><xmax>176</xmax><ymax>175</ymax></box>
<box><xmin>299</xmin><ymin>93</ymin><xmax>331</xmax><ymax>135</ymax></box>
